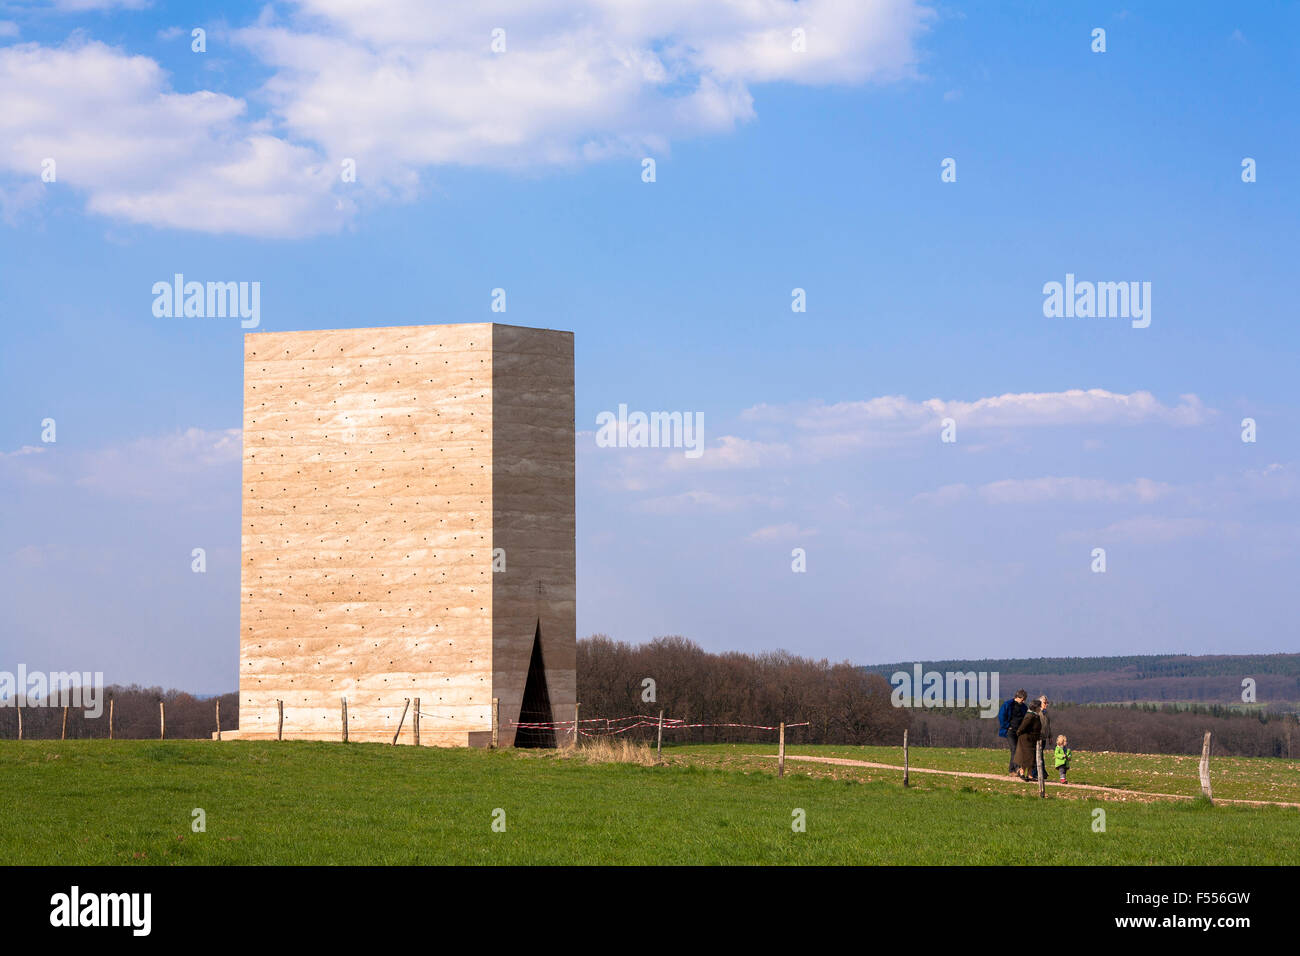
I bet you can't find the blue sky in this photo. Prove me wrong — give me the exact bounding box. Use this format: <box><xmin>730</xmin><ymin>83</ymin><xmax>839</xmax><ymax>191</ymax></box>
<box><xmin>1</xmin><ymin>1</ymin><xmax>1297</xmax><ymax>693</ymax></box>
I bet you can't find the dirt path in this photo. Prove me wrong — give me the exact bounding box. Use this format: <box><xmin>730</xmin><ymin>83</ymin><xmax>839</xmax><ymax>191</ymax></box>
<box><xmin>766</xmin><ymin>755</ymin><xmax>1300</xmax><ymax>808</ymax></box>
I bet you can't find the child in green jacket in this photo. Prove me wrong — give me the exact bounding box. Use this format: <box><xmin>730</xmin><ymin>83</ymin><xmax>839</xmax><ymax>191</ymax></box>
<box><xmin>1054</xmin><ymin>735</ymin><xmax>1072</xmax><ymax>783</ymax></box>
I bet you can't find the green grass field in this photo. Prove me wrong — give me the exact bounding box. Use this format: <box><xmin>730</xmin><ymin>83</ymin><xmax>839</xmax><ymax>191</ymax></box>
<box><xmin>3</xmin><ymin>740</ymin><xmax>1297</xmax><ymax>865</ymax></box>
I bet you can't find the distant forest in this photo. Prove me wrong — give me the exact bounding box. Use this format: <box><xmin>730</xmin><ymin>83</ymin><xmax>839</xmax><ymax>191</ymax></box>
<box><xmin>863</xmin><ymin>654</ymin><xmax>1300</xmax><ymax>678</ymax></box>
<box><xmin>861</xmin><ymin>653</ymin><xmax>1300</xmax><ymax>711</ymax></box>
<box><xmin>3</xmin><ymin>643</ymin><xmax>1296</xmax><ymax>758</ymax></box>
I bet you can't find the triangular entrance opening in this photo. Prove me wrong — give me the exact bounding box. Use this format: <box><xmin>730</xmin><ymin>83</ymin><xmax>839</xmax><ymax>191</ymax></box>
<box><xmin>514</xmin><ymin>621</ymin><xmax>555</xmax><ymax>748</ymax></box>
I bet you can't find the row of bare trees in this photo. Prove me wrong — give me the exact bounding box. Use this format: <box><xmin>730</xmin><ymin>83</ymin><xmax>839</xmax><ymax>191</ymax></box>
<box><xmin>578</xmin><ymin>635</ymin><xmax>909</xmax><ymax>745</ymax></box>
<box><xmin>0</xmin><ymin>685</ymin><xmax>237</xmax><ymax>740</ymax></box>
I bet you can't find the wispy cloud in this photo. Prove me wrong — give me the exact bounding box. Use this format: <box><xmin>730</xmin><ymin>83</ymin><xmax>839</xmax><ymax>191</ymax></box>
<box><xmin>664</xmin><ymin>435</ymin><xmax>792</xmax><ymax>471</ymax></box>
<box><xmin>1064</xmin><ymin>515</ymin><xmax>1232</xmax><ymax>545</ymax></box>
<box><xmin>75</xmin><ymin>427</ymin><xmax>240</xmax><ymax>497</ymax></box>
<box><xmin>747</xmin><ymin>522</ymin><xmax>816</xmax><ymax>542</ymax></box>
<box><xmin>916</xmin><ymin>475</ymin><xmax>1173</xmax><ymax>506</ymax></box>
<box><xmin>746</xmin><ymin>388</ymin><xmax>1208</xmax><ymax>433</ymax></box>
<box><xmin>0</xmin><ymin>445</ymin><xmax>47</xmax><ymax>458</ymax></box>
<box><xmin>736</xmin><ymin>390</ymin><xmax>1210</xmax><ymax>461</ymax></box>
<box><xmin>640</xmin><ymin>490</ymin><xmax>785</xmax><ymax>514</ymax></box>
<box><xmin>2</xmin><ymin>427</ymin><xmax>241</xmax><ymax>502</ymax></box>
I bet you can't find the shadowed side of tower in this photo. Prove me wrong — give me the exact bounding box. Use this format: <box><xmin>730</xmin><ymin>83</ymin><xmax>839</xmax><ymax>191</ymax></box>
<box><xmin>489</xmin><ymin>323</ymin><xmax>576</xmax><ymax>748</ymax></box>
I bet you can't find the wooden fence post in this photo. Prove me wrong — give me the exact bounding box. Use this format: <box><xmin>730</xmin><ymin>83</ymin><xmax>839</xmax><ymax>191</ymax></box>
<box><xmin>1199</xmin><ymin>731</ymin><xmax>1213</xmax><ymax>802</ymax></box>
<box><xmin>573</xmin><ymin>702</ymin><xmax>580</xmax><ymax>749</ymax></box>
<box><xmin>61</xmin><ymin>706</ymin><xmax>68</xmax><ymax>741</ymax></box>
<box><xmin>413</xmin><ymin>698</ymin><xmax>420</xmax><ymax>747</ymax></box>
<box><xmin>216</xmin><ymin>699</ymin><xmax>221</xmax><ymax>741</ymax></box>
<box><xmin>159</xmin><ymin>701</ymin><xmax>165</xmax><ymax>740</ymax></box>
<box><xmin>392</xmin><ymin>699</ymin><xmax>410</xmax><ymax>745</ymax></box>
<box><xmin>1036</xmin><ymin>740</ymin><xmax>1045</xmax><ymax>797</ymax></box>
<box><xmin>778</xmin><ymin>722</ymin><xmax>786</xmax><ymax>778</ymax></box>
<box><xmin>341</xmin><ymin>698</ymin><xmax>348</xmax><ymax>742</ymax></box>
<box><xmin>16</xmin><ymin>701</ymin><xmax>21</xmax><ymax>741</ymax></box>
<box><xmin>656</xmin><ymin>709</ymin><xmax>664</xmax><ymax>758</ymax></box>
<box><xmin>903</xmin><ymin>729</ymin><xmax>909</xmax><ymax>787</ymax></box>
<box><xmin>108</xmin><ymin>698</ymin><xmax>114</xmax><ymax>740</ymax></box>
<box><xmin>491</xmin><ymin>697</ymin><xmax>499</xmax><ymax>748</ymax></box>
<box><xmin>277</xmin><ymin>699</ymin><xmax>284</xmax><ymax>741</ymax></box>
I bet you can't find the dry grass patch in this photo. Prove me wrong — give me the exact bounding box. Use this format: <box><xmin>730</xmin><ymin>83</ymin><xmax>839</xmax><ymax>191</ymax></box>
<box><xmin>571</xmin><ymin>737</ymin><xmax>660</xmax><ymax>766</ymax></box>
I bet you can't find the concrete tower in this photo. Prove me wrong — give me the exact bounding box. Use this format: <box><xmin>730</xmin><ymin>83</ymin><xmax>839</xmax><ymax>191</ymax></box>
<box><xmin>231</xmin><ymin>322</ymin><xmax>575</xmax><ymax>746</ymax></box>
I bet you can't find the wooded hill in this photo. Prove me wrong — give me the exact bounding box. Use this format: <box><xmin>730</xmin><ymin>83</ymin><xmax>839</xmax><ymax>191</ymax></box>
<box><xmin>861</xmin><ymin>653</ymin><xmax>1300</xmax><ymax>710</ymax></box>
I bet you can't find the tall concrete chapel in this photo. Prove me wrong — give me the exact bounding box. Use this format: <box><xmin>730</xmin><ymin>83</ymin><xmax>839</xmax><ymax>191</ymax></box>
<box><xmin>230</xmin><ymin>323</ymin><xmax>575</xmax><ymax>746</ymax></box>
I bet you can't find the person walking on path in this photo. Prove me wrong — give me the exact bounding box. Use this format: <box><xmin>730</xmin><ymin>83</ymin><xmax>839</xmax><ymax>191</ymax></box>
<box><xmin>1014</xmin><ymin>699</ymin><xmax>1044</xmax><ymax>781</ymax></box>
<box><xmin>997</xmin><ymin>690</ymin><xmax>1028</xmax><ymax>775</ymax></box>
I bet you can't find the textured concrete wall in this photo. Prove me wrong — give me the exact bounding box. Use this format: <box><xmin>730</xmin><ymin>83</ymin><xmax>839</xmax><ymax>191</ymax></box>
<box><xmin>236</xmin><ymin>322</ymin><xmax>573</xmax><ymax>745</ymax></box>
<box><xmin>491</xmin><ymin>324</ymin><xmax>576</xmax><ymax>747</ymax></box>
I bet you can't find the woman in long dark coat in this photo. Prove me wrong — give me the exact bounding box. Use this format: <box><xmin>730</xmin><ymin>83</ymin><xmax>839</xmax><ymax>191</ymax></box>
<box><xmin>1013</xmin><ymin>700</ymin><xmax>1043</xmax><ymax>780</ymax></box>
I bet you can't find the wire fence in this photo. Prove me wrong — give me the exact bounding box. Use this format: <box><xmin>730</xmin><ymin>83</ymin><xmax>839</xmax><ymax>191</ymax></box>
<box><xmin>511</xmin><ymin>712</ymin><xmax>810</xmax><ymax>741</ymax></box>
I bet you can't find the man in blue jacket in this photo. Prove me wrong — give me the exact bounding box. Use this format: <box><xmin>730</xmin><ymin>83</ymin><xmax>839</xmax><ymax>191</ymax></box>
<box><xmin>997</xmin><ymin>689</ymin><xmax>1028</xmax><ymax>775</ymax></box>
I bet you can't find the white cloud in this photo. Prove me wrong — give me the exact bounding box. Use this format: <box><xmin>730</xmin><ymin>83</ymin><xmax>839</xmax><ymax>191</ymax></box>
<box><xmin>640</xmin><ymin>490</ymin><xmax>784</xmax><ymax>514</ymax></box>
<box><xmin>0</xmin><ymin>21</ymin><xmax>20</xmax><ymax>38</ymax></box>
<box><xmin>913</xmin><ymin>476</ymin><xmax>1172</xmax><ymax>506</ymax></box>
<box><xmin>742</xmin><ymin>389</ymin><xmax>1210</xmax><ymax>460</ymax></box>
<box><xmin>236</xmin><ymin>0</ymin><xmax>931</xmax><ymax>185</ymax></box>
<box><xmin>911</xmin><ymin>482</ymin><xmax>971</xmax><ymax>505</ymax></box>
<box><xmin>747</xmin><ymin>522</ymin><xmax>815</xmax><ymax>541</ymax></box>
<box><xmin>1067</xmin><ymin>516</ymin><xmax>1229</xmax><ymax>545</ymax></box>
<box><xmin>0</xmin><ymin>445</ymin><xmax>47</xmax><ymax>458</ymax></box>
<box><xmin>0</xmin><ymin>443</ymin><xmax>57</xmax><ymax>485</ymax></box>
<box><xmin>746</xmin><ymin>389</ymin><xmax>1208</xmax><ymax>434</ymax></box>
<box><xmin>1239</xmin><ymin>462</ymin><xmax>1299</xmax><ymax>500</ymax></box>
<box><xmin>949</xmin><ymin>390</ymin><xmax>1209</xmax><ymax>428</ymax></box>
<box><xmin>978</xmin><ymin>476</ymin><xmax>1171</xmax><ymax>505</ymax></box>
<box><xmin>665</xmin><ymin>435</ymin><xmax>792</xmax><ymax>471</ymax></box>
<box><xmin>0</xmin><ymin>40</ymin><xmax>350</xmax><ymax>236</ymax></box>
<box><xmin>588</xmin><ymin>388</ymin><xmax>1215</xmax><ymax>499</ymax></box>
<box><xmin>0</xmin><ymin>1</ymin><xmax>932</xmax><ymax>235</ymax></box>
